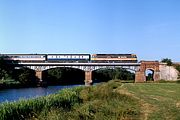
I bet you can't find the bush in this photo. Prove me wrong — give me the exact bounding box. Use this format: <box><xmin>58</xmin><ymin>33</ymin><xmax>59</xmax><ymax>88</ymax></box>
<box><xmin>161</xmin><ymin>58</ymin><xmax>172</xmax><ymax>66</ymax></box>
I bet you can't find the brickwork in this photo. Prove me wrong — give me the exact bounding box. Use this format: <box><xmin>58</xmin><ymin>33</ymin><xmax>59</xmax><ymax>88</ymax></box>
<box><xmin>135</xmin><ymin>61</ymin><xmax>160</xmax><ymax>82</ymax></box>
<box><xmin>85</xmin><ymin>71</ymin><xmax>93</xmax><ymax>86</ymax></box>
<box><xmin>35</xmin><ymin>71</ymin><xmax>42</xmax><ymax>80</ymax></box>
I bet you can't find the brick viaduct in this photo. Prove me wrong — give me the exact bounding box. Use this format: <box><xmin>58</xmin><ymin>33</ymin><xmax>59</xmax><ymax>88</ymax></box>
<box><xmin>18</xmin><ymin>61</ymin><xmax>179</xmax><ymax>85</ymax></box>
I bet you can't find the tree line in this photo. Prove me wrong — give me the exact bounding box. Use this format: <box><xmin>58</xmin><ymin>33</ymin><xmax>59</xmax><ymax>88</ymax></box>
<box><xmin>0</xmin><ymin>57</ymin><xmax>38</xmax><ymax>87</ymax></box>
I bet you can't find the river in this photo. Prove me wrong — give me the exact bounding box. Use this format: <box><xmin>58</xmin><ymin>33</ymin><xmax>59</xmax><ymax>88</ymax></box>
<box><xmin>0</xmin><ymin>84</ymin><xmax>82</xmax><ymax>103</ymax></box>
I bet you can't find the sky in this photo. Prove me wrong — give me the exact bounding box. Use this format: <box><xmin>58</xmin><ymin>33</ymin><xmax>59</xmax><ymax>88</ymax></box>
<box><xmin>0</xmin><ymin>0</ymin><xmax>180</xmax><ymax>62</ymax></box>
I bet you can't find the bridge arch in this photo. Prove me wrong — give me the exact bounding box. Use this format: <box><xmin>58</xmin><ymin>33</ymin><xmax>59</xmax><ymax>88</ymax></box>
<box><xmin>14</xmin><ymin>62</ymin><xmax>141</xmax><ymax>85</ymax></box>
<box><xmin>92</xmin><ymin>67</ymin><xmax>135</xmax><ymax>83</ymax></box>
<box><xmin>145</xmin><ymin>69</ymin><xmax>154</xmax><ymax>81</ymax></box>
<box><xmin>135</xmin><ymin>61</ymin><xmax>160</xmax><ymax>82</ymax></box>
<box><xmin>42</xmin><ymin>67</ymin><xmax>85</xmax><ymax>85</ymax></box>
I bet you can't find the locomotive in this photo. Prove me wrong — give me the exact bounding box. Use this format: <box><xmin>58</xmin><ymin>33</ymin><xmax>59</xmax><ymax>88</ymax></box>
<box><xmin>91</xmin><ymin>54</ymin><xmax>137</xmax><ymax>63</ymax></box>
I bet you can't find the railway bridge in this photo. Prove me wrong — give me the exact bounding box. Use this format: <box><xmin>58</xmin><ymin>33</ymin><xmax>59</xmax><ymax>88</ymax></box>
<box><xmin>13</xmin><ymin>61</ymin><xmax>174</xmax><ymax>85</ymax></box>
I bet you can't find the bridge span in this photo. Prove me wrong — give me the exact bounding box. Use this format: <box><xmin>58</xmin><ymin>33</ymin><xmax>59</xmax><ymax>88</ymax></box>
<box><xmin>12</xmin><ymin>61</ymin><xmax>173</xmax><ymax>85</ymax></box>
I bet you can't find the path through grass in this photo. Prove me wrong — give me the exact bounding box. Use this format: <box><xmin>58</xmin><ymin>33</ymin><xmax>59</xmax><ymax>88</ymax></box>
<box><xmin>121</xmin><ymin>83</ymin><xmax>180</xmax><ymax>120</ymax></box>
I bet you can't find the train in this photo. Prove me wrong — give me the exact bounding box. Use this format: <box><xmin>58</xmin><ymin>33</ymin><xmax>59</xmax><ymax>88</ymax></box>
<box><xmin>0</xmin><ymin>53</ymin><xmax>138</xmax><ymax>63</ymax></box>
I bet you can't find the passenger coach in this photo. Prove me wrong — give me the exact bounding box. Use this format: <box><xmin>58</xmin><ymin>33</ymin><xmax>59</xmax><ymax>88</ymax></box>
<box><xmin>0</xmin><ymin>54</ymin><xmax>47</xmax><ymax>62</ymax></box>
<box><xmin>47</xmin><ymin>54</ymin><xmax>90</xmax><ymax>63</ymax></box>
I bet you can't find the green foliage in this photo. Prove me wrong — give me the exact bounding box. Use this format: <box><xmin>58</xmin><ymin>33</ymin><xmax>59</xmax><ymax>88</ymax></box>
<box><xmin>146</xmin><ymin>73</ymin><xmax>153</xmax><ymax>81</ymax></box>
<box><xmin>173</xmin><ymin>64</ymin><xmax>180</xmax><ymax>79</ymax></box>
<box><xmin>13</xmin><ymin>68</ymin><xmax>37</xmax><ymax>86</ymax></box>
<box><xmin>161</xmin><ymin>58</ymin><xmax>173</xmax><ymax>66</ymax></box>
<box><xmin>176</xmin><ymin>65</ymin><xmax>180</xmax><ymax>72</ymax></box>
<box><xmin>93</xmin><ymin>68</ymin><xmax>135</xmax><ymax>82</ymax></box>
<box><xmin>0</xmin><ymin>57</ymin><xmax>37</xmax><ymax>87</ymax></box>
<box><xmin>0</xmin><ymin>81</ymin><xmax>140</xmax><ymax>120</ymax></box>
<box><xmin>0</xmin><ymin>86</ymin><xmax>84</xmax><ymax>120</ymax></box>
<box><xmin>0</xmin><ymin>57</ymin><xmax>14</xmax><ymax>80</ymax></box>
<box><xmin>45</xmin><ymin>67</ymin><xmax>85</xmax><ymax>85</ymax></box>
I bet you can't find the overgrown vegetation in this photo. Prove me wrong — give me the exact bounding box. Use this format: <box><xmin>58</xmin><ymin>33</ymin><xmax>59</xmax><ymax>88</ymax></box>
<box><xmin>173</xmin><ymin>64</ymin><xmax>180</xmax><ymax>79</ymax></box>
<box><xmin>161</xmin><ymin>58</ymin><xmax>173</xmax><ymax>66</ymax></box>
<box><xmin>0</xmin><ymin>80</ymin><xmax>140</xmax><ymax>120</ymax></box>
<box><xmin>0</xmin><ymin>57</ymin><xmax>38</xmax><ymax>88</ymax></box>
<box><xmin>0</xmin><ymin>57</ymin><xmax>14</xmax><ymax>80</ymax></box>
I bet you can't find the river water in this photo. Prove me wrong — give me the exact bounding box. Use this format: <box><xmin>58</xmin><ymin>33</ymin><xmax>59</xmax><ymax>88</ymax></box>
<box><xmin>0</xmin><ymin>84</ymin><xmax>82</xmax><ymax>103</ymax></box>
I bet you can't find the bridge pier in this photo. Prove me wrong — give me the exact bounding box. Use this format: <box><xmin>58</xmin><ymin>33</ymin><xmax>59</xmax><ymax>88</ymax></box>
<box><xmin>35</xmin><ymin>71</ymin><xmax>43</xmax><ymax>84</ymax></box>
<box><xmin>135</xmin><ymin>71</ymin><xmax>145</xmax><ymax>82</ymax></box>
<box><xmin>84</xmin><ymin>71</ymin><xmax>93</xmax><ymax>86</ymax></box>
<box><xmin>153</xmin><ymin>72</ymin><xmax>160</xmax><ymax>81</ymax></box>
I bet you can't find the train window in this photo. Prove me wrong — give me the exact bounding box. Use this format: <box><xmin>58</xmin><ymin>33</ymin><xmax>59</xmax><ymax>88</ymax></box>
<box><xmin>48</xmin><ymin>56</ymin><xmax>51</xmax><ymax>58</ymax></box>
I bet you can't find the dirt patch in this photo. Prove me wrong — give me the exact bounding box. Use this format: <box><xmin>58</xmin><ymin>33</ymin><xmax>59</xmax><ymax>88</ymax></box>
<box><xmin>176</xmin><ymin>101</ymin><xmax>180</xmax><ymax>108</ymax></box>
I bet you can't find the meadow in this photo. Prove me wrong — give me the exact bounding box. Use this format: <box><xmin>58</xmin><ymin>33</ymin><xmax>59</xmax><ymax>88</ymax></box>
<box><xmin>0</xmin><ymin>80</ymin><xmax>180</xmax><ymax>120</ymax></box>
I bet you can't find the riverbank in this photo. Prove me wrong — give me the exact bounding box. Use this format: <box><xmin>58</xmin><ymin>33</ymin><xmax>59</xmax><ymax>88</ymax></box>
<box><xmin>0</xmin><ymin>79</ymin><xmax>39</xmax><ymax>90</ymax></box>
<box><xmin>0</xmin><ymin>80</ymin><xmax>140</xmax><ymax>120</ymax></box>
<box><xmin>1</xmin><ymin>80</ymin><xmax>180</xmax><ymax>120</ymax></box>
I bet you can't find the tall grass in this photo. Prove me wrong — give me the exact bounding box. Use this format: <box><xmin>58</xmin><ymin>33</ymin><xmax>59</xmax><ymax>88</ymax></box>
<box><xmin>37</xmin><ymin>80</ymin><xmax>140</xmax><ymax>120</ymax></box>
<box><xmin>0</xmin><ymin>86</ymin><xmax>83</xmax><ymax>120</ymax></box>
<box><xmin>0</xmin><ymin>80</ymin><xmax>140</xmax><ymax>120</ymax></box>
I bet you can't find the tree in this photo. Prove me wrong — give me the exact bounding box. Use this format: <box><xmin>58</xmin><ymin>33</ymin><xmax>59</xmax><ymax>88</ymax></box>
<box><xmin>161</xmin><ymin>58</ymin><xmax>172</xmax><ymax>66</ymax></box>
<box><xmin>45</xmin><ymin>67</ymin><xmax>85</xmax><ymax>85</ymax></box>
<box><xmin>93</xmin><ymin>68</ymin><xmax>135</xmax><ymax>81</ymax></box>
<box><xmin>0</xmin><ymin>57</ymin><xmax>14</xmax><ymax>80</ymax></box>
<box><xmin>14</xmin><ymin>68</ymin><xmax>37</xmax><ymax>86</ymax></box>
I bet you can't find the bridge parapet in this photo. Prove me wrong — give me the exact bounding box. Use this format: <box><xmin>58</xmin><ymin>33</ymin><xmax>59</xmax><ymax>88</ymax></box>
<box><xmin>22</xmin><ymin>63</ymin><xmax>140</xmax><ymax>72</ymax></box>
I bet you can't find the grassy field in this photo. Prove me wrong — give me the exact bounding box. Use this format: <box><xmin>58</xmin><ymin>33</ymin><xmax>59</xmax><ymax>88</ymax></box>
<box><xmin>120</xmin><ymin>83</ymin><xmax>180</xmax><ymax>120</ymax></box>
<box><xmin>0</xmin><ymin>80</ymin><xmax>180</xmax><ymax>120</ymax></box>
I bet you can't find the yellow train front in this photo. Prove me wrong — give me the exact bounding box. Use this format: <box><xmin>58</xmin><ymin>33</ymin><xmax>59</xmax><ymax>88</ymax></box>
<box><xmin>91</xmin><ymin>54</ymin><xmax>137</xmax><ymax>63</ymax></box>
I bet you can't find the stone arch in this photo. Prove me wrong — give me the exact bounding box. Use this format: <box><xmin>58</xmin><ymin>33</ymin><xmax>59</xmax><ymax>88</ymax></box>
<box><xmin>145</xmin><ymin>69</ymin><xmax>154</xmax><ymax>81</ymax></box>
<box><xmin>92</xmin><ymin>67</ymin><xmax>136</xmax><ymax>82</ymax></box>
<box><xmin>135</xmin><ymin>61</ymin><xmax>160</xmax><ymax>82</ymax></box>
<box><xmin>42</xmin><ymin>67</ymin><xmax>85</xmax><ymax>85</ymax></box>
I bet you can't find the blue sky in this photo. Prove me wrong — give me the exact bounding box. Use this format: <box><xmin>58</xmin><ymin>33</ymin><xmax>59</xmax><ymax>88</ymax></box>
<box><xmin>0</xmin><ymin>0</ymin><xmax>180</xmax><ymax>61</ymax></box>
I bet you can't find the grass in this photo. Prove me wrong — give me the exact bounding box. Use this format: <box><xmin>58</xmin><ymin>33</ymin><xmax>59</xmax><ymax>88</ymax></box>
<box><xmin>121</xmin><ymin>83</ymin><xmax>180</xmax><ymax>120</ymax></box>
<box><xmin>0</xmin><ymin>80</ymin><xmax>140</xmax><ymax>120</ymax></box>
<box><xmin>34</xmin><ymin>80</ymin><xmax>140</xmax><ymax>120</ymax></box>
<box><xmin>0</xmin><ymin>86</ymin><xmax>83</xmax><ymax>120</ymax></box>
<box><xmin>1</xmin><ymin>80</ymin><xmax>180</xmax><ymax>120</ymax></box>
